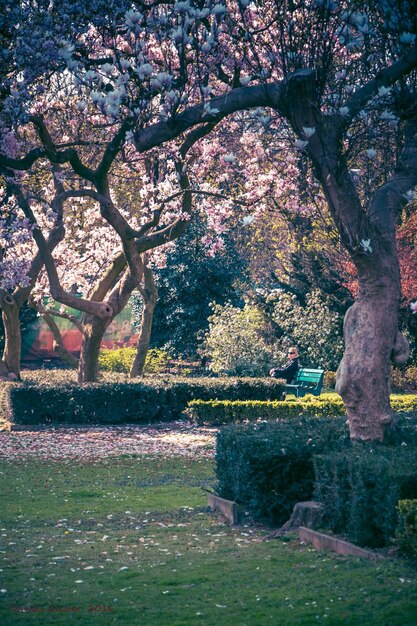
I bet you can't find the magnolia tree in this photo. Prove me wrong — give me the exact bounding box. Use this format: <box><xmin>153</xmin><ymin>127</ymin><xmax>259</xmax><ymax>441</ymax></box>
<box><xmin>126</xmin><ymin>0</ymin><xmax>417</xmax><ymax>441</ymax></box>
<box><xmin>1</xmin><ymin>0</ymin><xmax>417</xmax><ymax>439</ymax></box>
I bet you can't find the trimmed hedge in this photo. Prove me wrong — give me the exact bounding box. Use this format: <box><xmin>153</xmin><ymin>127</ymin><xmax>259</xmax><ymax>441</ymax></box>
<box><xmin>2</xmin><ymin>376</ymin><xmax>285</xmax><ymax>427</ymax></box>
<box><xmin>0</xmin><ymin>382</ymin><xmax>15</xmax><ymax>429</ymax></box>
<box><xmin>215</xmin><ymin>417</ymin><xmax>350</xmax><ymax>526</ymax></box>
<box><xmin>186</xmin><ymin>394</ymin><xmax>417</xmax><ymax>425</ymax></box>
<box><xmin>396</xmin><ymin>499</ymin><xmax>417</xmax><ymax>558</ymax></box>
<box><xmin>215</xmin><ymin>415</ymin><xmax>417</xmax><ymax>529</ymax></box>
<box><xmin>314</xmin><ymin>446</ymin><xmax>417</xmax><ymax>548</ymax></box>
<box><xmin>186</xmin><ymin>397</ymin><xmax>345</xmax><ymax>424</ymax></box>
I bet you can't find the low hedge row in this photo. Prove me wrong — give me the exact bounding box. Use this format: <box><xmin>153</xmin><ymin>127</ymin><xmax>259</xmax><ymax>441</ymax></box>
<box><xmin>186</xmin><ymin>397</ymin><xmax>345</xmax><ymax>424</ymax></box>
<box><xmin>1</xmin><ymin>376</ymin><xmax>285</xmax><ymax>427</ymax></box>
<box><xmin>215</xmin><ymin>416</ymin><xmax>417</xmax><ymax>537</ymax></box>
<box><xmin>314</xmin><ymin>446</ymin><xmax>417</xmax><ymax>548</ymax></box>
<box><xmin>186</xmin><ymin>394</ymin><xmax>417</xmax><ymax>425</ymax></box>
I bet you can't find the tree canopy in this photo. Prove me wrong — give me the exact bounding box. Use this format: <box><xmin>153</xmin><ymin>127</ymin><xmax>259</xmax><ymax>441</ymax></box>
<box><xmin>1</xmin><ymin>0</ymin><xmax>417</xmax><ymax>439</ymax></box>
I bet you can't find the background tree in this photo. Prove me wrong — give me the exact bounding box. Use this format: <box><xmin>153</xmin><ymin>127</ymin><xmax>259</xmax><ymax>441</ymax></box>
<box><xmin>147</xmin><ymin>218</ymin><xmax>249</xmax><ymax>358</ymax></box>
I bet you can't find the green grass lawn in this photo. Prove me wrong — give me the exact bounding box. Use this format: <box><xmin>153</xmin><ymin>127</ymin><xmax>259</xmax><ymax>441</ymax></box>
<box><xmin>0</xmin><ymin>456</ymin><xmax>416</xmax><ymax>626</ymax></box>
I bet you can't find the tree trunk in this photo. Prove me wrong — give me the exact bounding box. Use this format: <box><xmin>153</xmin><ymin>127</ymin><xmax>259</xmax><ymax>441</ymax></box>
<box><xmin>130</xmin><ymin>267</ymin><xmax>158</xmax><ymax>378</ymax></box>
<box><xmin>0</xmin><ymin>293</ymin><xmax>21</xmax><ymax>380</ymax></box>
<box><xmin>335</xmin><ymin>249</ymin><xmax>408</xmax><ymax>441</ymax></box>
<box><xmin>78</xmin><ymin>315</ymin><xmax>107</xmax><ymax>383</ymax></box>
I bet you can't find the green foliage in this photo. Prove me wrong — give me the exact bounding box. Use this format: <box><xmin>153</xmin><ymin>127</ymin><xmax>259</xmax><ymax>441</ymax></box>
<box><xmin>98</xmin><ymin>347</ymin><xmax>136</xmax><ymax>373</ymax></box>
<box><xmin>215</xmin><ymin>418</ymin><xmax>349</xmax><ymax>526</ymax></box>
<box><xmin>391</xmin><ymin>366</ymin><xmax>417</xmax><ymax>392</ymax></box>
<box><xmin>98</xmin><ymin>347</ymin><xmax>169</xmax><ymax>374</ymax></box>
<box><xmin>314</xmin><ymin>446</ymin><xmax>417</xmax><ymax>548</ymax></box>
<box><xmin>202</xmin><ymin>302</ymin><xmax>279</xmax><ymax>376</ymax></box>
<box><xmin>323</xmin><ymin>370</ymin><xmax>336</xmax><ymax>389</ymax></box>
<box><xmin>268</xmin><ymin>290</ymin><xmax>344</xmax><ymax>370</ymax></box>
<box><xmin>5</xmin><ymin>373</ymin><xmax>284</xmax><ymax>427</ymax></box>
<box><xmin>202</xmin><ymin>290</ymin><xmax>345</xmax><ymax>376</ymax></box>
<box><xmin>186</xmin><ymin>393</ymin><xmax>417</xmax><ymax>425</ymax></box>
<box><xmin>146</xmin><ymin>221</ymin><xmax>248</xmax><ymax>358</ymax></box>
<box><xmin>396</xmin><ymin>499</ymin><xmax>417</xmax><ymax>558</ymax></box>
<box><xmin>186</xmin><ymin>396</ymin><xmax>344</xmax><ymax>425</ymax></box>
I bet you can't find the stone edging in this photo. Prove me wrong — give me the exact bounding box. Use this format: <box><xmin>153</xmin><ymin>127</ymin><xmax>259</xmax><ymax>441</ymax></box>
<box><xmin>208</xmin><ymin>494</ymin><xmax>239</xmax><ymax>525</ymax></box>
<box><xmin>299</xmin><ymin>526</ymin><xmax>386</xmax><ymax>560</ymax></box>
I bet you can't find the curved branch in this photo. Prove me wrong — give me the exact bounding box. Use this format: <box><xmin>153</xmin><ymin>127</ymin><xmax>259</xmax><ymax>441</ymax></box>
<box><xmin>9</xmin><ymin>183</ymin><xmax>113</xmax><ymax>319</ymax></box>
<box><xmin>134</xmin><ymin>82</ymin><xmax>282</xmax><ymax>153</ymax></box>
<box><xmin>31</xmin><ymin>116</ymin><xmax>97</xmax><ymax>184</ymax></box>
<box><xmin>343</xmin><ymin>42</ymin><xmax>417</xmax><ymax>127</ymax></box>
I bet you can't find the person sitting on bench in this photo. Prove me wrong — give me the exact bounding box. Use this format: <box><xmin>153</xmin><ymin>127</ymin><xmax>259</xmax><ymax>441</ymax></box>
<box><xmin>269</xmin><ymin>347</ymin><xmax>299</xmax><ymax>383</ymax></box>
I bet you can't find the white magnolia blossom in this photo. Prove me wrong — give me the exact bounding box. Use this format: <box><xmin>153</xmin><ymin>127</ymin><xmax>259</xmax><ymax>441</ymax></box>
<box><xmin>339</xmin><ymin>107</ymin><xmax>349</xmax><ymax>116</ymax></box>
<box><xmin>404</xmin><ymin>190</ymin><xmax>417</xmax><ymax>203</ymax></box>
<box><xmin>242</xmin><ymin>215</ymin><xmax>255</xmax><ymax>225</ymax></box>
<box><xmin>295</xmin><ymin>139</ymin><xmax>308</xmax><ymax>150</ymax></box>
<box><xmin>360</xmin><ymin>238</ymin><xmax>373</xmax><ymax>253</ymax></box>
<box><xmin>212</xmin><ymin>4</ymin><xmax>227</xmax><ymax>16</ymax></box>
<box><xmin>410</xmin><ymin>301</ymin><xmax>417</xmax><ymax>314</ymax></box>
<box><xmin>378</xmin><ymin>86</ymin><xmax>391</xmax><ymax>97</ymax></box>
<box><xmin>366</xmin><ymin>149</ymin><xmax>377</xmax><ymax>159</ymax></box>
<box><xmin>302</xmin><ymin>126</ymin><xmax>316</xmax><ymax>138</ymax></box>
<box><xmin>101</xmin><ymin>63</ymin><xmax>114</xmax><ymax>76</ymax></box>
<box><xmin>203</xmin><ymin>103</ymin><xmax>220</xmax><ymax>116</ymax></box>
<box><xmin>380</xmin><ymin>110</ymin><xmax>398</xmax><ymax>121</ymax></box>
<box><xmin>399</xmin><ymin>32</ymin><xmax>416</xmax><ymax>45</ymax></box>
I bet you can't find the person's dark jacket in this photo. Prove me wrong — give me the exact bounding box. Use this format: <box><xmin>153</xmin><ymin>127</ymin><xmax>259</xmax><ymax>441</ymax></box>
<box><xmin>269</xmin><ymin>357</ymin><xmax>299</xmax><ymax>383</ymax></box>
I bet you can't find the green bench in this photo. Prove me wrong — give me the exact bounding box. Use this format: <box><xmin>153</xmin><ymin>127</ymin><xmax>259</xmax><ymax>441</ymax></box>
<box><xmin>285</xmin><ymin>367</ymin><xmax>324</xmax><ymax>398</ymax></box>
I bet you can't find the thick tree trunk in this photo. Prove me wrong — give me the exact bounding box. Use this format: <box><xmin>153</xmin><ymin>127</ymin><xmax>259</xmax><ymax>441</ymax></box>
<box><xmin>0</xmin><ymin>293</ymin><xmax>21</xmax><ymax>380</ymax></box>
<box><xmin>335</xmin><ymin>250</ymin><xmax>408</xmax><ymax>441</ymax></box>
<box><xmin>78</xmin><ymin>315</ymin><xmax>107</xmax><ymax>383</ymax></box>
<box><xmin>130</xmin><ymin>267</ymin><xmax>158</xmax><ymax>378</ymax></box>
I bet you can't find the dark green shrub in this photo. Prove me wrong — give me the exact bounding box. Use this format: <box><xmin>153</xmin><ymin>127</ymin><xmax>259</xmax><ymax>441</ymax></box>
<box><xmin>215</xmin><ymin>418</ymin><xmax>349</xmax><ymax>526</ymax></box>
<box><xmin>396</xmin><ymin>499</ymin><xmax>417</xmax><ymax>558</ymax></box>
<box><xmin>5</xmin><ymin>375</ymin><xmax>285</xmax><ymax>427</ymax></box>
<box><xmin>314</xmin><ymin>446</ymin><xmax>417</xmax><ymax>548</ymax></box>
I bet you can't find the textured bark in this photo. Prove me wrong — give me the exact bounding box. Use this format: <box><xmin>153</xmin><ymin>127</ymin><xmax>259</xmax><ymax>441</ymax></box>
<box><xmin>335</xmin><ymin>250</ymin><xmax>407</xmax><ymax>441</ymax></box>
<box><xmin>0</xmin><ymin>293</ymin><xmax>21</xmax><ymax>379</ymax></box>
<box><xmin>130</xmin><ymin>266</ymin><xmax>158</xmax><ymax>378</ymax></box>
<box><xmin>78</xmin><ymin>315</ymin><xmax>107</xmax><ymax>383</ymax></box>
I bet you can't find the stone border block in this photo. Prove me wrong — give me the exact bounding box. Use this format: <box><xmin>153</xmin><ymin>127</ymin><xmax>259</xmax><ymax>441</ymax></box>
<box><xmin>208</xmin><ymin>494</ymin><xmax>239</xmax><ymax>525</ymax></box>
<box><xmin>299</xmin><ymin>527</ymin><xmax>385</xmax><ymax>560</ymax></box>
